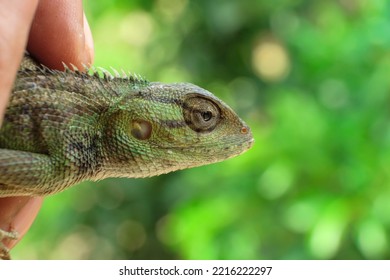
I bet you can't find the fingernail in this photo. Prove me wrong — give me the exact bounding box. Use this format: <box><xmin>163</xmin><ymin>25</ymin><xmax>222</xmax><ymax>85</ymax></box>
<box><xmin>83</xmin><ymin>13</ymin><xmax>94</xmax><ymax>66</ymax></box>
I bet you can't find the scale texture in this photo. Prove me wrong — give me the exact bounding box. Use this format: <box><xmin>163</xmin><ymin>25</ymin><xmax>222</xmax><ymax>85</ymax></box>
<box><xmin>0</xmin><ymin>55</ymin><xmax>253</xmax><ymax>258</ymax></box>
<box><xmin>0</xmin><ymin>55</ymin><xmax>253</xmax><ymax>197</ymax></box>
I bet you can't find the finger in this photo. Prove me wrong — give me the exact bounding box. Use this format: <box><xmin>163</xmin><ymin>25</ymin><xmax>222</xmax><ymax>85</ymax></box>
<box><xmin>0</xmin><ymin>0</ymin><xmax>41</xmax><ymax>253</ymax></box>
<box><xmin>0</xmin><ymin>197</ymin><xmax>43</xmax><ymax>250</ymax></box>
<box><xmin>0</xmin><ymin>0</ymin><xmax>39</xmax><ymax>125</ymax></box>
<box><xmin>83</xmin><ymin>13</ymin><xmax>95</xmax><ymax>64</ymax></box>
<box><xmin>27</xmin><ymin>0</ymin><xmax>94</xmax><ymax>70</ymax></box>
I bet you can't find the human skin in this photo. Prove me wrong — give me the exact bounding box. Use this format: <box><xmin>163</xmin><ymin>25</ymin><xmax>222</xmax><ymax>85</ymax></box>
<box><xmin>0</xmin><ymin>0</ymin><xmax>93</xmax><ymax>253</ymax></box>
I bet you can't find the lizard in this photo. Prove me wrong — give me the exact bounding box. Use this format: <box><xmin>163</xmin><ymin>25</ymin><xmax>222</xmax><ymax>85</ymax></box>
<box><xmin>0</xmin><ymin>54</ymin><xmax>254</xmax><ymax>259</ymax></box>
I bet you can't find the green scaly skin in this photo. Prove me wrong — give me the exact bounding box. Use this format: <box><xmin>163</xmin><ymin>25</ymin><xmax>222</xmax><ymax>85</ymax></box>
<box><xmin>0</xmin><ymin>55</ymin><xmax>254</xmax><ymax>258</ymax></box>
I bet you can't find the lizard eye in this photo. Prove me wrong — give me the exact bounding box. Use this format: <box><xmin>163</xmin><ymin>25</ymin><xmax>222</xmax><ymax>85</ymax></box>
<box><xmin>183</xmin><ymin>97</ymin><xmax>220</xmax><ymax>132</ymax></box>
<box><xmin>201</xmin><ymin>111</ymin><xmax>213</xmax><ymax>122</ymax></box>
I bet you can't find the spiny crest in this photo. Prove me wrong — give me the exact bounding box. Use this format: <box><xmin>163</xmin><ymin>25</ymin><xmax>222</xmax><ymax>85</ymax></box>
<box><xmin>20</xmin><ymin>53</ymin><xmax>148</xmax><ymax>85</ymax></box>
<box><xmin>62</xmin><ymin>61</ymin><xmax>148</xmax><ymax>85</ymax></box>
<box><xmin>75</xmin><ymin>62</ymin><xmax>148</xmax><ymax>85</ymax></box>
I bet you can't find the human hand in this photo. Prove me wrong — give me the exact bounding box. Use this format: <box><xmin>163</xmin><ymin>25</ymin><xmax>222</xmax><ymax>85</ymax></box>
<box><xmin>0</xmin><ymin>0</ymin><xmax>94</xmax><ymax>257</ymax></box>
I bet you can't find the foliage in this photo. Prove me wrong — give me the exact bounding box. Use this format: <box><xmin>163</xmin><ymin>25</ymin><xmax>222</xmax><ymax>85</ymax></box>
<box><xmin>13</xmin><ymin>0</ymin><xmax>390</xmax><ymax>259</ymax></box>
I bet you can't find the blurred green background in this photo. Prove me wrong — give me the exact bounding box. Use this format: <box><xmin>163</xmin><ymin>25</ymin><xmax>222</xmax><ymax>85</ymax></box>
<box><xmin>13</xmin><ymin>0</ymin><xmax>390</xmax><ymax>259</ymax></box>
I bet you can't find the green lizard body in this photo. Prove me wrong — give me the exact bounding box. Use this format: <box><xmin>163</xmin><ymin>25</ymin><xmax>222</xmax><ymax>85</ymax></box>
<box><xmin>0</xmin><ymin>55</ymin><xmax>253</xmax><ymax>196</ymax></box>
<box><xmin>0</xmin><ymin>55</ymin><xmax>253</xmax><ymax>258</ymax></box>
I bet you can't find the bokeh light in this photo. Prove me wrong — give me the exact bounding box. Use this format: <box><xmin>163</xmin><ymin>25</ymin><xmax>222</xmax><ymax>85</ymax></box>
<box><xmin>252</xmin><ymin>39</ymin><xmax>290</xmax><ymax>82</ymax></box>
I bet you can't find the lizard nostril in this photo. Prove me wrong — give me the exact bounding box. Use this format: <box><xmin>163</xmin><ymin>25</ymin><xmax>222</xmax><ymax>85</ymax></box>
<box><xmin>240</xmin><ymin>126</ymin><xmax>248</xmax><ymax>134</ymax></box>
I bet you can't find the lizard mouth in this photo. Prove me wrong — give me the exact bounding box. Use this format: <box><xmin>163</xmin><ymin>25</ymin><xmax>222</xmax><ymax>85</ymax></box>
<box><xmin>155</xmin><ymin>136</ymin><xmax>254</xmax><ymax>154</ymax></box>
<box><xmin>153</xmin><ymin>121</ymin><xmax>254</xmax><ymax>151</ymax></box>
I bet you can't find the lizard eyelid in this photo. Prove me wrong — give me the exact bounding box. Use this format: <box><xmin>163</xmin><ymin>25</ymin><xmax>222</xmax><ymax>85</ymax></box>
<box><xmin>183</xmin><ymin>97</ymin><xmax>220</xmax><ymax>133</ymax></box>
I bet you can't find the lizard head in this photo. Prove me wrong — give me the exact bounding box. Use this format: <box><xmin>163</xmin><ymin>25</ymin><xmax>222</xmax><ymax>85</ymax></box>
<box><xmin>108</xmin><ymin>82</ymin><xmax>254</xmax><ymax>177</ymax></box>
